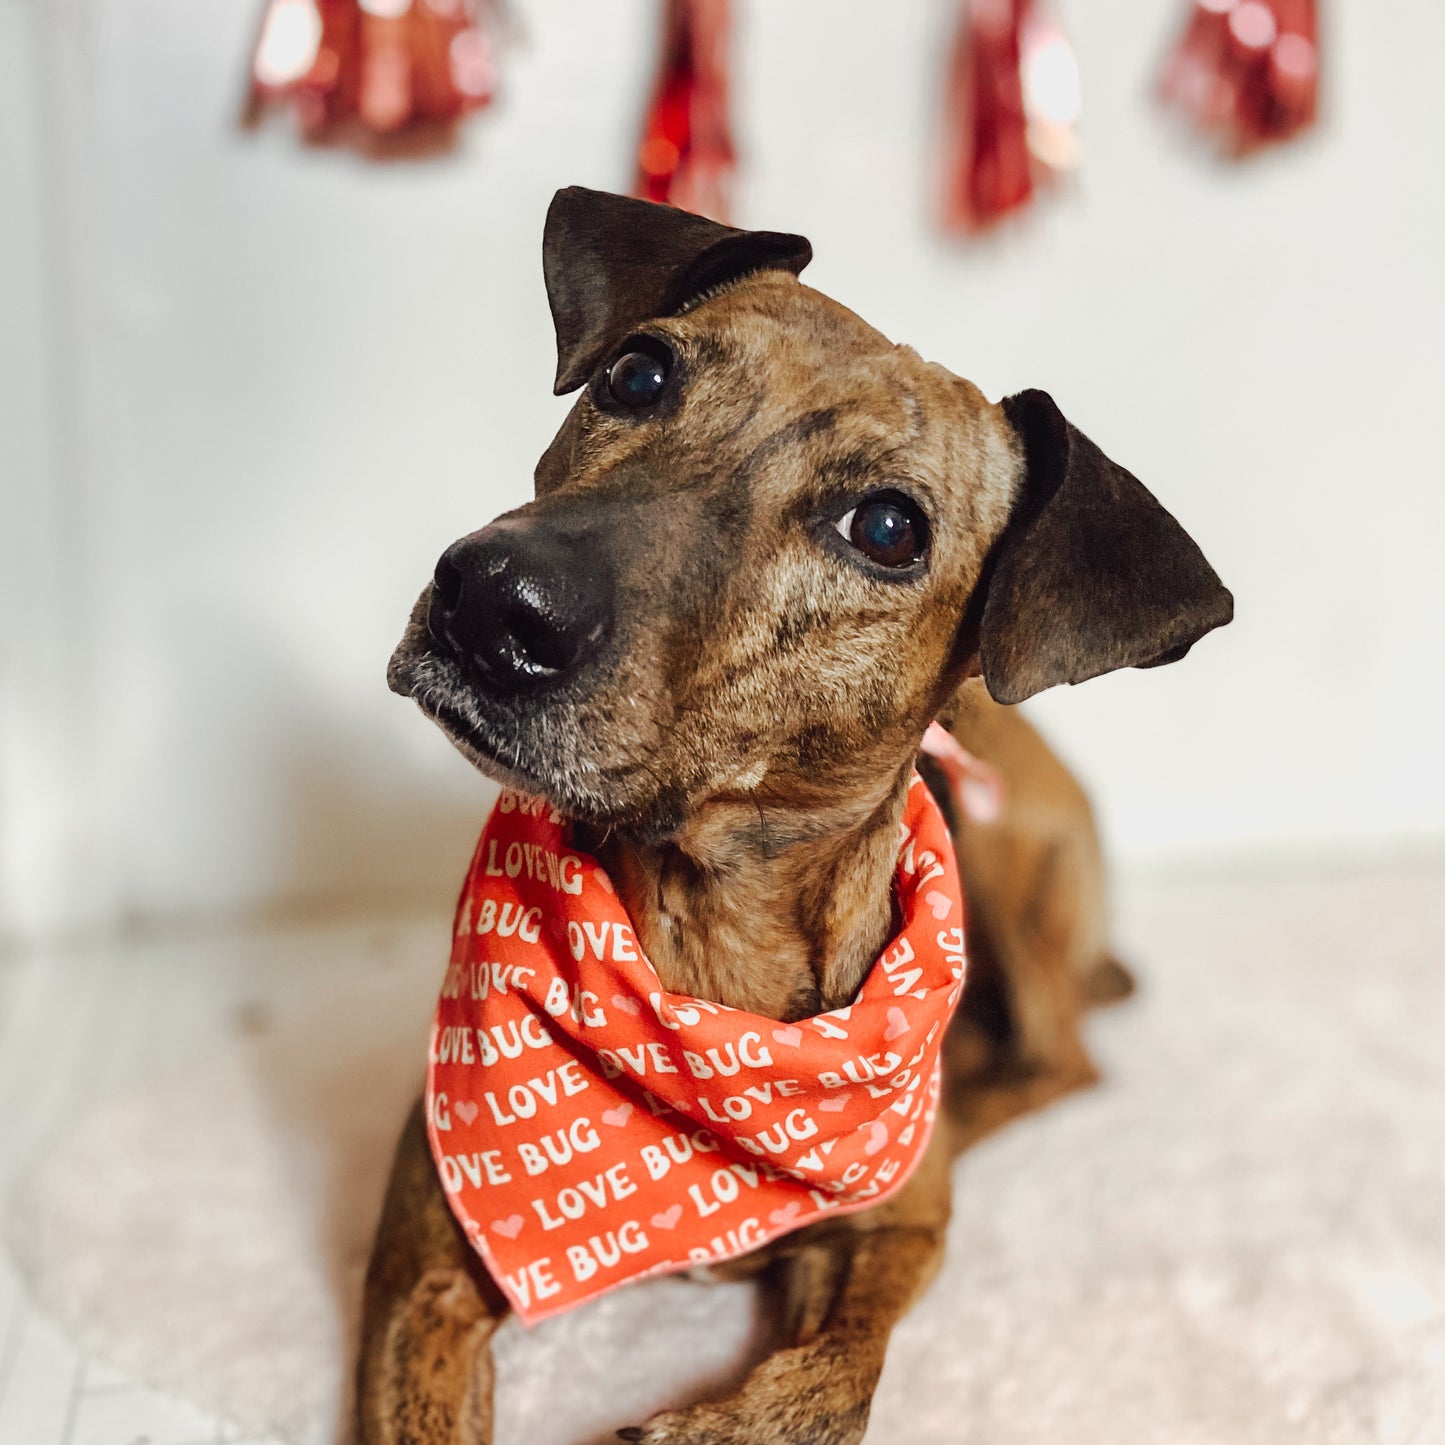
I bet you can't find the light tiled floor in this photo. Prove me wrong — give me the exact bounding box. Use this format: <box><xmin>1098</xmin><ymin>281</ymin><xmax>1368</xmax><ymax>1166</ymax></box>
<box><xmin>0</xmin><ymin>913</ymin><xmax>445</xmax><ymax>1445</ymax></box>
<box><xmin>0</xmin><ymin>860</ymin><xmax>1440</xmax><ymax>1445</ymax></box>
<box><xmin>0</xmin><ymin>1248</ymin><xmax>280</xmax><ymax>1445</ymax></box>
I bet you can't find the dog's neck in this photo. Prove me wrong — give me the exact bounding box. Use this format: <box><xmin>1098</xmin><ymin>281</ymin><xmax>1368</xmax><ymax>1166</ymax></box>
<box><xmin>586</xmin><ymin>769</ymin><xmax>912</xmax><ymax>1023</ymax></box>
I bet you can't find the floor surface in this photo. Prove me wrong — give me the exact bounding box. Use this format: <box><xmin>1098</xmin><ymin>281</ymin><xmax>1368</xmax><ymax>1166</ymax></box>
<box><xmin>0</xmin><ymin>914</ymin><xmax>426</xmax><ymax>1445</ymax></box>
<box><xmin>0</xmin><ymin>860</ymin><xmax>1441</xmax><ymax>1445</ymax></box>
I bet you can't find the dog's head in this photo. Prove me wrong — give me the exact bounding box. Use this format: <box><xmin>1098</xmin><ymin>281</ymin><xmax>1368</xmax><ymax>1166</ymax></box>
<box><xmin>389</xmin><ymin>187</ymin><xmax>1231</xmax><ymax>841</ymax></box>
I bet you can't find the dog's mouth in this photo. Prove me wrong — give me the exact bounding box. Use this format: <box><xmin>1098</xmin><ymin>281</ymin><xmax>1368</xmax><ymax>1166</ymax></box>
<box><xmin>389</xmin><ymin>633</ymin><xmax>557</xmax><ymax>795</ymax></box>
<box><xmin>378</xmin><ymin>580</ymin><xmax>546</xmax><ymax>780</ymax></box>
<box><xmin>387</xmin><ymin>572</ymin><xmax>698</xmax><ymax>840</ymax></box>
<box><xmin>389</xmin><ymin>609</ymin><xmax>661</xmax><ymax>833</ymax></box>
<box><xmin>391</xmin><ymin>635</ymin><xmax>696</xmax><ymax>848</ymax></box>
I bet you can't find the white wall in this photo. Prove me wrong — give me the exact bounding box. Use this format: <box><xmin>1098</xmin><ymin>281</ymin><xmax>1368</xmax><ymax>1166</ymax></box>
<box><xmin>2</xmin><ymin>0</ymin><xmax>1442</xmax><ymax>941</ymax></box>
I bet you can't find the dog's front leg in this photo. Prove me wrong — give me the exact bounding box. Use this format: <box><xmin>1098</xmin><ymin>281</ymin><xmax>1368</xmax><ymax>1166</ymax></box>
<box><xmin>622</xmin><ymin>1153</ymin><xmax>950</xmax><ymax>1445</ymax></box>
<box><xmin>357</xmin><ymin>1100</ymin><xmax>510</xmax><ymax>1445</ymax></box>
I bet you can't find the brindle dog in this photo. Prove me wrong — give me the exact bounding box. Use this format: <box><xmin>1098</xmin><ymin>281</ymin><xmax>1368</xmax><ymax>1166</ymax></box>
<box><xmin>364</xmin><ymin>187</ymin><xmax>1232</xmax><ymax>1444</ymax></box>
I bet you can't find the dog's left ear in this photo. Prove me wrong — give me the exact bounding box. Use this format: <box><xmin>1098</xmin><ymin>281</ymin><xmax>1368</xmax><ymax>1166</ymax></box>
<box><xmin>977</xmin><ymin>389</ymin><xmax>1233</xmax><ymax>705</ymax></box>
<box><xmin>543</xmin><ymin>186</ymin><xmax>812</xmax><ymax>394</ymax></box>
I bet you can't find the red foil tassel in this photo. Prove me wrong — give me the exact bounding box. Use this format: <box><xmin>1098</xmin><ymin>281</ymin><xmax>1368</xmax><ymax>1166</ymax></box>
<box><xmin>246</xmin><ymin>0</ymin><xmax>498</xmax><ymax>146</ymax></box>
<box><xmin>633</xmin><ymin>0</ymin><xmax>735</xmax><ymax>223</ymax></box>
<box><xmin>1160</xmin><ymin>0</ymin><xmax>1319</xmax><ymax>154</ymax></box>
<box><xmin>944</xmin><ymin>0</ymin><xmax>1081</xmax><ymax>233</ymax></box>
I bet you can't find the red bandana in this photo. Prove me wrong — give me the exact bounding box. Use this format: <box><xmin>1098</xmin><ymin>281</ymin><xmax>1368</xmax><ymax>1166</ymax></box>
<box><xmin>427</xmin><ymin>771</ymin><xmax>969</xmax><ymax>1324</ymax></box>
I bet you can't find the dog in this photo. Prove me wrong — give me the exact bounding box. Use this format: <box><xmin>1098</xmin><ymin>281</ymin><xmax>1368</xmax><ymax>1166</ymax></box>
<box><xmin>363</xmin><ymin>186</ymin><xmax>1231</xmax><ymax>1444</ymax></box>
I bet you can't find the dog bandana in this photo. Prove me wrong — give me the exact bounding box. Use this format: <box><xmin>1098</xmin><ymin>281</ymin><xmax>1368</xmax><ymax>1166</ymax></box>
<box><xmin>427</xmin><ymin>760</ymin><xmax>972</xmax><ymax>1324</ymax></box>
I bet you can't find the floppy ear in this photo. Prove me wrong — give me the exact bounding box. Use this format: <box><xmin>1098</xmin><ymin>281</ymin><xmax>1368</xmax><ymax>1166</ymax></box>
<box><xmin>977</xmin><ymin>389</ymin><xmax>1233</xmax><ymax>705</ymax></box>
<box><xmin>543</xmin><ymin>186</ymin><xmax>812</xmax><ymax>395</ymax></box>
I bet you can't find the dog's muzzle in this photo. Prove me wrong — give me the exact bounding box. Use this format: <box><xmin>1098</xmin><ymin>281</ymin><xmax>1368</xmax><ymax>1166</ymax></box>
<box><xmin>429</xmin><ymin>517</ymin><xmax>613</xmax><ymax>692</ymax></box>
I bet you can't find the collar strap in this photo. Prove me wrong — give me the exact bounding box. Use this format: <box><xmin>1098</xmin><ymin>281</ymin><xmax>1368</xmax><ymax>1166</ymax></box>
<box><xmin>920</xmin><ymin>720</ymin><xmax>1006</xmax><ymax>825</ymax></box>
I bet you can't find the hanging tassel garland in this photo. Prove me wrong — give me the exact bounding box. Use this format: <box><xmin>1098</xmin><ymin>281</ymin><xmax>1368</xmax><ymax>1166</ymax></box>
<box><xmin>246</xmin><ymin>0</ymin><xmax>500</xmax><ymax>145</ymax></box>
<box><xmin>943</xmin><ymin>0</ymin><xmax>1081</xmax><ymax>233</ymax></box>
<box><xmin>243</xmin><ymin>0</ymin><xmax>1323</xmax><ymax>229</ymax></box>
<box><xmin>633</xmin><ymin>0</ymin><xmax>736</xmax><ymax>223</ymax></box>
<box><xmin>1160</xmin><ymin>0</ymin><xmax>1319</xmax><ymax>154</ymax></box>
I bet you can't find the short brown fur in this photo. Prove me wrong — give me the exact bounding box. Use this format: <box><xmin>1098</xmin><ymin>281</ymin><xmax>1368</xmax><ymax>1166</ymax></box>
<box><xmin>365</xmin><ymin>190</ymin><xmax>1228</xmax><ymax>1443</ymax></box>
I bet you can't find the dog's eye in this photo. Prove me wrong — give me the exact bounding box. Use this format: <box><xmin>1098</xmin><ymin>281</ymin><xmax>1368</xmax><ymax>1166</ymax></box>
<box><xmin>835</xmin><ymin>494</ymin><xmax>927</xmax><ymax>568</ymax></box>
<box><xmin>607</xmin><ymin>348</ymin><xmax>669</xmax><ymax>407</ymax></box>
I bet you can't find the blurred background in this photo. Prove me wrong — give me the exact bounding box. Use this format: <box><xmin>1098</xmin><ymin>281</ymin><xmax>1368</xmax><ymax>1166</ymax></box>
<box><xmin>0</xmin><ymin>2</ymin><xmax>1441</xmax><ymax>1443</ymax></box>
<box><xmin>3</xmin><ymin>0</ymin><xmax>1441</xmax><ymax>945</ymax></box>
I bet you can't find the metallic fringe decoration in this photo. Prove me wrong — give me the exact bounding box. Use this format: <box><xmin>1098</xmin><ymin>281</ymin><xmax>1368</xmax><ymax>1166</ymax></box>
<box><xmin>246</xmin><ymin>0</ymin><xmax>499</xmax><ymax>146</ymax></box>
<box><xmin>943</xmin><ymin>0</ymin><xmax>1081</xmax><ymax>233</ymax></box>
<box><xmin>633</xmin><ymin>0</ymin><xmax>736</xmax><ymax>222</ymax></box>
<box><xmin>1160</xmin><ymin>0</ymin><xmax>1320</xmax><ymax>154</ymax></box>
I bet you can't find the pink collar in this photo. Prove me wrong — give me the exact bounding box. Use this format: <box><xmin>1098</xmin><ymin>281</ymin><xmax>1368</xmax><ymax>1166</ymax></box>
<box><xmin>920</xmin><ymin>720</ymin><xmax>1005</xmax><ymax>825</ymax></box>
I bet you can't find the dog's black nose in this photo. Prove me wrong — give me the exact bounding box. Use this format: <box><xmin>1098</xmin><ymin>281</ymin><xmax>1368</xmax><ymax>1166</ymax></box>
<box><xmin>429</xmin><ymin>520</ymin><xmax>612</xmax><ymax>690</ymax></box>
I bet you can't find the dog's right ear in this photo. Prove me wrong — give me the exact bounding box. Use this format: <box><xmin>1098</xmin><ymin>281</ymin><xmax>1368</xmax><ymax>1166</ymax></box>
<box><xmin>543</xmin><ymin>187</ymin><xmax>812</xmax><ymax>395</ymax></box>
<box><xmin>975</xmin><ymin>389</ymin><xmax>1233</xmax><ymax>705</ymax></box>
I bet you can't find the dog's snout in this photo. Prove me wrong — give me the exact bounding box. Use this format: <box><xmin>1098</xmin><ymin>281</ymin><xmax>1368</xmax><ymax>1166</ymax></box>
<box><xmin>428</xmin><ymin>521</ymin><xmax>612</xmax><ymax>691</ymax></box>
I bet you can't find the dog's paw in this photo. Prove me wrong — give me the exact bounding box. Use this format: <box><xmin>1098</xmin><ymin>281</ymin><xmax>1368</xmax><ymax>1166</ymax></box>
<box><xmin>614</xmin><ymin>1345</ymin><xmax>872</xmax><ymax>1445</ymax></box>
<box><xmin>617</xmin><ymin>1404</ymin><xmax>868</xmax><ymax>1445</ymax></box>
